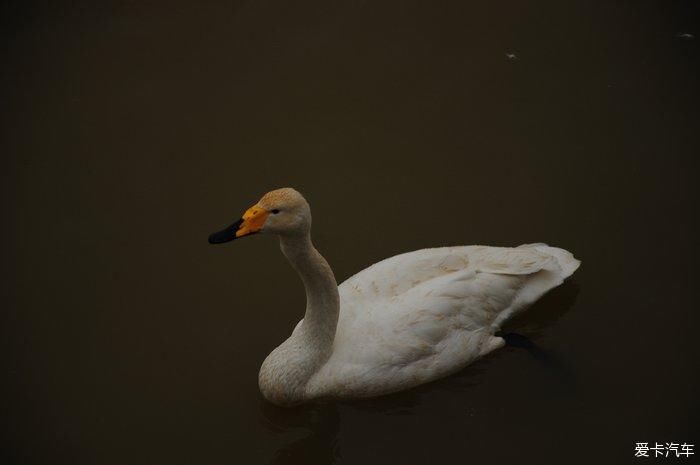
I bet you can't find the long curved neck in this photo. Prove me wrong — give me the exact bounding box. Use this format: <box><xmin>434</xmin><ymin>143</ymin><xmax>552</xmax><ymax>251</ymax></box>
<box><xmin>279</xmin><ymin>233</ymin><xmax>339</xmax><ymax>352</ymax></box>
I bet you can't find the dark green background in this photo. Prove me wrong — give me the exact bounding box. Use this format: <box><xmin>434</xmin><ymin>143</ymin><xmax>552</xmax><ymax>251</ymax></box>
<box><xmin>3</xmin><ymin>1</ymin><xmax>698</xmax><ymax>464</ymax></box>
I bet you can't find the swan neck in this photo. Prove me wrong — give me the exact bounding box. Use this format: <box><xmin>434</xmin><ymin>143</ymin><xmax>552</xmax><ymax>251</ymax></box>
<box><xmin>280</xmin><ymin>234</ymin><xmax>339</xmax><ymax>346</ymax></box>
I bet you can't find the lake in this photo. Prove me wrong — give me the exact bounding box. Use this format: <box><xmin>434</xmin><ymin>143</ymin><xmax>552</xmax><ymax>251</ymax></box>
<box><xmin>3</xmin><ymin>1</ymin><xmax>698</xmax><ymax>464</ymax></box>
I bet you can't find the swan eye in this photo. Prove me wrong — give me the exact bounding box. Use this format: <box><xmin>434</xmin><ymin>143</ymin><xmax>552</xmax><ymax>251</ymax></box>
<box><xmin>271</xmin><ymin>209</ymin><xmax>280</xmax><ymax>214</ymax></box>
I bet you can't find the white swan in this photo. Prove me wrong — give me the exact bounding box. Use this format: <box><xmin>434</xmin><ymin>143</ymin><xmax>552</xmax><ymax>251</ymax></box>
<box><xmin>208</xmin><ymin>188</ymin><xmax>580</xmax><ymax>406</ymax></box>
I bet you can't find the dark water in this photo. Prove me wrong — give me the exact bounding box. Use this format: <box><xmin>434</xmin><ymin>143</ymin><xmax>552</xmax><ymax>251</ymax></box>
<box><xmin>3</xmin><ymin>1</ymin><xmax>699</xmax><ymax>464</ymax></box>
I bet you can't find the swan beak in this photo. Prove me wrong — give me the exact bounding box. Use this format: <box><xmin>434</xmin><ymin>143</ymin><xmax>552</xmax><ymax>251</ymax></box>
<box><xmin>208</xmin><ymin>205</ymin><xmax>269</xmax><ymax>244</ymax></box>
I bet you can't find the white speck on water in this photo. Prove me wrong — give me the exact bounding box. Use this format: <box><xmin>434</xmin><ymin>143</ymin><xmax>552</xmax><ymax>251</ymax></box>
<box><xmin>505</xmin><ymin>52</ymin><xmax>518</xmax><ymax>61</ymax></box>
<box><xmin>676</xmin><ymin>32</ymin><xmax>695</xmax><ymax>40</ymax></box>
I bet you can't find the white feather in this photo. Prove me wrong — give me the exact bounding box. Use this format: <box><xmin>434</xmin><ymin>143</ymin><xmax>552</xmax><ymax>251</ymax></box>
<box><xmin>305</xmin><ymin>244</ymin><xmax>580</xmax><ymax>399</ymax></box>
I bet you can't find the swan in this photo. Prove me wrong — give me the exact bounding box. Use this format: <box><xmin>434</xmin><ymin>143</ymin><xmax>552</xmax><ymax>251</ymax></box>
<box><xmin>208</xmin><ymin>188</ymin><xmax>580</xmax><ymax>406</ymax></box>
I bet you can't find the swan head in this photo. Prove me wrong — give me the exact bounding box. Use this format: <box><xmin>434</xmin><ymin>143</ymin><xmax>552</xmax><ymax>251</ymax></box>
<box><xmin>208</xmin><ymin>187</ymin><xmax>311</xmax><ymax>243</ymax></box>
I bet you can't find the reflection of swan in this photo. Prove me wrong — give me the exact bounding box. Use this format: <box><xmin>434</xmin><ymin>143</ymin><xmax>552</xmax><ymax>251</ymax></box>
<box><xmin>259</xmin><ymin>401</ymin><xmax>341</xmax><ymax>465</ymax></box>
<box><xmin>209</xmin><ymin>188</ymin><xmax>580</xmax><ymax>406</ymax></box>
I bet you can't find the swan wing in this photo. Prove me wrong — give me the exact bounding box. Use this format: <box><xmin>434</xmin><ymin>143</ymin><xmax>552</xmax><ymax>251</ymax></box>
<box><xmin>307</xmin><ymin>244</ymin><xmax>579</xmax><ymax>399</ymax></box>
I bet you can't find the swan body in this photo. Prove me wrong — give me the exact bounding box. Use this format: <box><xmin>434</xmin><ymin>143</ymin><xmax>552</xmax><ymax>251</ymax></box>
<box><xmin>208</xmin><ymin>188</ymin><xmax>580</xmax><ymax>406</ymax></box>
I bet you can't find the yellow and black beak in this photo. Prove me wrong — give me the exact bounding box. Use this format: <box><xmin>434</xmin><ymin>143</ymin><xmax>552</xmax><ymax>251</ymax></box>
<box><xmin>208</xmin><ymin>205</ymin><xmax>269</xmax><ymax>244</ymax></box>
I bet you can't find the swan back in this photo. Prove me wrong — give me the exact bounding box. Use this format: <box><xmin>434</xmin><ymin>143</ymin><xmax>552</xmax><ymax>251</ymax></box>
<box><xmin>306</xmin><ymin>244</ymin><xmax>579</xmax><ymax>400</ymax></box>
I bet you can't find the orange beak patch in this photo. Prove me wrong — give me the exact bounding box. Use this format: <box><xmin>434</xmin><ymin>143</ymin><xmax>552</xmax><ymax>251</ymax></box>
<box><xmin>236</xmin><ymin>205</ymin><xmax>269</xmax><ymax>237</ymax></box>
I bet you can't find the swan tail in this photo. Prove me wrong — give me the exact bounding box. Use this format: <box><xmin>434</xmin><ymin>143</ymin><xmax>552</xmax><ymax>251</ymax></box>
<box><xmin>490</xmin><ymin>244</ymin><xmax>580</xmax><ymax>330</ymax></box>
<box><xmin>519</xmin><ymin>243</ymin><xmax>581</xmax><ymax>279</ymax></box>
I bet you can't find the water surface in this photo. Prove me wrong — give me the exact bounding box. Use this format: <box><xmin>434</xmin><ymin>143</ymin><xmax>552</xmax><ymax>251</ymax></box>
<box><xmin>3</xmin><ymin>1</ymin><xmax>699</xmax><ymax>464</ymax></box>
